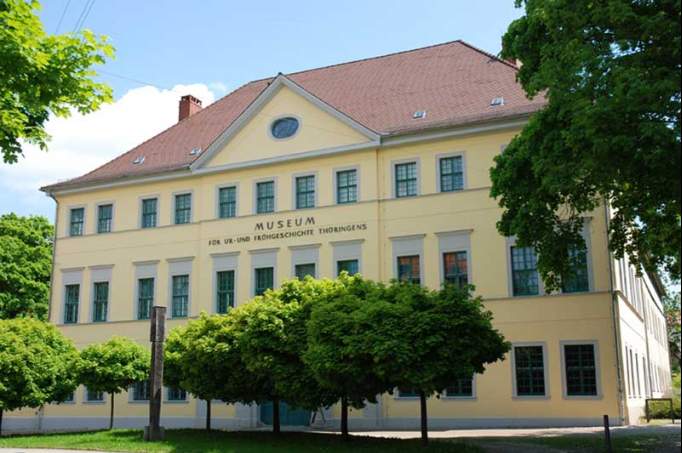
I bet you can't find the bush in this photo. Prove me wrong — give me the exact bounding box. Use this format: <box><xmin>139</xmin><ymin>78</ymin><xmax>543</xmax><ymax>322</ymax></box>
<box><xmin>649</xmin><ymin>372</ymin><xmax>681</xmax><ymax>419</ymax></box>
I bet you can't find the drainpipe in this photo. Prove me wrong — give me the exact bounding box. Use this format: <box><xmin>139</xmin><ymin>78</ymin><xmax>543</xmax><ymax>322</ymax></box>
<box><xmin>605</xmin><ymin>201</ymin><xmax>626</xmax><ymax>425</ymax></box>
<box><xmin>46</xmin><ymin>192</ymin><xmax>59</xmax><ymax>323</ymax></box>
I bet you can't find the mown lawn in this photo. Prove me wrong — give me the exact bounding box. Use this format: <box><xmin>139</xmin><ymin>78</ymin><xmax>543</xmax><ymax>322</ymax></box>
<box><xmin>0</xmin><ymin>429</ymin><xmax>480</xmax><ymax>453</ymax></box>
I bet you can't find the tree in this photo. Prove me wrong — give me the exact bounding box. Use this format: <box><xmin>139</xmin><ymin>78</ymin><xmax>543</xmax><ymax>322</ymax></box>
<box><xmin>0</xmin><ymin>213</ymin><xmax>53</xmax><ymax>320</ymax></box>
<box><xmin>0</xmin><ymin>0</ymin><xmax>114</xmax><ymax>163</ymax></box>
<box><xmin>491</xmin><ymin>0</ymin><xmax>681</xmax><ymax>291</ymax></box>
<box><xmin>304</xmin><ymin>274</ymin><xmax>392</xmax><ymax>439</ymax></box>
<box><xmin>359</xmin><ymin>282</ymin><xmax>510</xmax><ymax>445</ymax></box>
<box><xmin>0</xmin><ymin>318</ymin><xmax>79</xmax><ymax>435</ymax></box>
<box><xmin>231</xmin><ymin>277</ymin><xmax>339</xmax><ymax>434</ymax></box>
<box><xmin>164</xmin><ymin>313</ymin><xmax>267</xmax><ymax>431</ymax></box>
<box><xmin>664</xmin><ymin>291</ymin><xmax>681</xmax><ymax>372</ymax></box>
<box><xmin>77</xmin><ymin>336</ymin><xmax>149</xmax><ymax>430</ymax></box>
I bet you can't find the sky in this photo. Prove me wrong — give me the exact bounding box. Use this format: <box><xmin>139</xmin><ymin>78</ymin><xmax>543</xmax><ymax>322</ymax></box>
<box><xmin>0</xmin><ymin>0</ymin><xmax>525</xmax><ymax>219</ymax></box>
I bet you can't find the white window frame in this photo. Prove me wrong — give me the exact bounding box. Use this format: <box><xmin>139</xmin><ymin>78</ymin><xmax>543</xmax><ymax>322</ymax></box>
<box><xmin>291</xmin><ymin>171</ymin><xmax>318</xmax><ymax>210</ymax></box>
<box><xmin>435</xmin><ymin>151</ymin><xmax>467</xmax><ymax>193</ymax></box>
<box><xmin>215</xmin><ymin>183</ymin><xmax>239</xmax><ymax>219</ymax></box>
<box><xmin>211</xmin><ymin>252</ymin><xmax>239</xmax><ymax>312</ymax></box>
<box><xmin>171</xmin><ymin>190</ymin><xmax>193</xmax><ymax>225</ymax></box>
<box><xmin>167</xmin><ymin>257</ymin><xmax>194</xmax><ymax>319</ymax></box>
<box><xmin>138</xmin><ymin>195</ymin><xmax>160</xmax><ymax>229</ymax></box>
<box><xmin>560</xmin><ymin>340</ymin><xmax>602</xmax><ymax>400</ymax></box>
<box><xmin>391</xmin><ymin>158</ymin><xmax>421</xmax><ymax>199</ymax></box>
<box><xmin>333</xmin><ymin>165</ymin><xmax>360</xmax><ymax>204</ymax></box>
<box><xmin>66</xmin><ymin>204</ymin><xmax>87</xmax><ymax>237</ymax></box>
<box><xmin>511</xmin><ymin>342</ymin><xmax>550</xmax><ymax>399</ymax></box>
<box><xmin>253</xmin><ymin>177</ymin><xmax>277</xmax><ymax>215</ymax></box>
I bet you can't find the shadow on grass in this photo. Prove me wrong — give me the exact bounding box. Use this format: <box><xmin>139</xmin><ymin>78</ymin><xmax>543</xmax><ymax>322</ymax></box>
<box><xmin>0</xmin><ymin>429</ymin><xmax>482</xmax><ymax>453</ymax></box>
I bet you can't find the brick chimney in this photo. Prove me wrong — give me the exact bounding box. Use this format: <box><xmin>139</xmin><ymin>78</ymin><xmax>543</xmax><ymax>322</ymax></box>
<box><xmin>178</xmin><ymin>95</ymin><xmax>202</xmax><ymax>122</ymax></box>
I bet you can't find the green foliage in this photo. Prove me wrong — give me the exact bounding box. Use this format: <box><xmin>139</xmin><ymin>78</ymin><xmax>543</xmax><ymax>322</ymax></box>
<box><xmin>0</xmin><ymin>0</ymin><xmax>114</xmax><ymax>163</ymax></box>
<box><xmin>231</xmin><ymin>277</ymin><xmax>340</xmax><ymax>412</ymax></box>
<box><xmin>663</xmin><ymin>292</ymin><xmax>681</xmax><ymax>372</ymax></box>
<box><xmin>165</xmin><ymin>313</ymin><xmax>267</xmax><ymax>404</ymax></box>
<box><xmin>0</xmin><ymin>213</ymin><xmax>53</xmax><ymax>320</ymax></box>
<box><xmin>77</xmin><ymin>336</ymin><xmax>149</xmax><ymax>395</ymax></box>
<box><xmin>360</xmin><ymin>282</ymin><xmax>510</xmax><ymax>396</ymax></box>
<box><xmin>304</xmin><ymin>274</ymin><xmax>392</xmax><ymax>409</ymax></box>
<box><xmin>492</xmin><ymin>0</ymin><xmax>681</xmax><ymax>289</ymax></box>
<box><xmin>0</xmin><ymin>318</ymin><xmax>79</xmax><ymax>413</ymax></box>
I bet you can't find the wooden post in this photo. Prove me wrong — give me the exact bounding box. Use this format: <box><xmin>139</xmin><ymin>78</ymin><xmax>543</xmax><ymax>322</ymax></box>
<box><xmin>603</xmin><ymin>414</ymin><xmax>613</xmax><ymax>453</ymax></box>
<box><xmin>144</xmin><ymin>306</ymin><xmax>166</xmax><ymax>441</ymax></box>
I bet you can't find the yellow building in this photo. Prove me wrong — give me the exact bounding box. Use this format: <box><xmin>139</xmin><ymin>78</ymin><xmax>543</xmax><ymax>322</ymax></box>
<box><xmin>6</xmin><ymin>41</ymin><xmax>672</xmax><ymax>432</ymax></box>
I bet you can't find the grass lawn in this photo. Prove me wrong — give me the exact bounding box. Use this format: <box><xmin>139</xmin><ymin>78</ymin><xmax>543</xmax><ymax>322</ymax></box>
<box><xmin>0</xmin><ymin>429</ymin><xmax>481</xmax><ymax>453</ymax></box>
<box><xmin>470</xmin><ymin>428</ymin><xmax>681</xmax><ymax>453</ymax></box>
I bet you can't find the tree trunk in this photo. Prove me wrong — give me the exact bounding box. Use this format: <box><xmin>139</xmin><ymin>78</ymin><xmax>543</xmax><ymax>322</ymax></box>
<box><xmin>341</xmin><ymin>397</ymin><xmax>349</xmax><ymax>439</ymax></box>
<box><xmin>0</xmin><ymin>408</ymin><xmax>4</xmax><ymax>436</ymax></box>
<box><xmin>206</xmin><ymin>399</ymin><xmax>211</xmax><ymax>431</ymax></box>
<box><xmin>419</xmin><ymin>391</ymin><xmax>428</xmax><ymax>446</ymax></box>
<box><xmin>109</xmin><ymin>392</ymin><xmax>115</xmax><ymax>430</ymax></box>
<box><xmin>272</xmin><ymin>397</ymin><xmax>281</xmax><ymax>434</ymax></box>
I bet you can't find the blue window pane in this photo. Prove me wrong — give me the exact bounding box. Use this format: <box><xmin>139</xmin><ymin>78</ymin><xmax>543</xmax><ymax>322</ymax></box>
<box><xmin>271</xmin><ymin>117</ymin><xmax>299</xmax><ymax>139</ymax></box>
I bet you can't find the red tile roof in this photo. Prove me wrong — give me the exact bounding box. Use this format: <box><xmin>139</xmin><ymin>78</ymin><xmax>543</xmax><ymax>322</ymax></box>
<box><xmin>42</xmin><ymin>40</ymin><xmax>545</xmax><ymax>192</ymax></box>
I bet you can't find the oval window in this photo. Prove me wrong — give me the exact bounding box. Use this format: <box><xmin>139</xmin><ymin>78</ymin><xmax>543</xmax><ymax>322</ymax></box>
<box><xmin>271</xmin><ymin>117</ymin><xmax>299</xmax><ymax>139</ymax></box>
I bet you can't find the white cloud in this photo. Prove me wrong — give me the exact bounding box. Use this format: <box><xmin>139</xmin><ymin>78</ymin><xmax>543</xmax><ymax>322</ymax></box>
<box><xmin>0</xmin><ymin>83</ymin><xmax>220</xmax><ymax>218</ymax></box>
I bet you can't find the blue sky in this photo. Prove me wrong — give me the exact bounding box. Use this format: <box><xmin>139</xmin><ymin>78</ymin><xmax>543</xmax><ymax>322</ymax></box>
<box><xmin>0</xmin><ymin>0</ymin><xmax>524</xmax><ymax>219</ymax></box>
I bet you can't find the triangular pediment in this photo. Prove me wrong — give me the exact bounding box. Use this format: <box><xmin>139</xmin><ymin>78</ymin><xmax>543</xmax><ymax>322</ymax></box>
<box><xmin>193</xmin><ymin>76</ymin><xmax>379</xmax><ymax>170</ymax></box>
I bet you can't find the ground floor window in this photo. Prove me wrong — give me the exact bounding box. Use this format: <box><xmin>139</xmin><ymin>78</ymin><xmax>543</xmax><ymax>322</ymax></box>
<box><xmin>396</xmin><ymin>388</ymin><xmax>419</xmax><ymax>398</ymax></box>
<box><xmin>511</xmin><ymin>246</ymin><xmax>539</xmax><ymax>296</ymax></box>
<box><xmin>337</xmin><ymin>259</ymin><xmax>359</xmax><ymax>276</ymax></box>
<box><xmin>86</xmin><ymin>388</ymin><xmax>104</xmax><ymax>402</ymax></box>
<box><xmin>295</xmin><ymin>263</ymin><xmax>316</xmax><ymax>280</ymax></box>
<box><xmin>254</xmin><ymin>267</ymin><xmax>274</xmax><ymax>296</ymax></box>
<box><xmin>514</xmin><ymin>345</ymin><xmax>546</xmax><ymax>397</ymax></box>
<box><xmin>564</xmin><ymin>344</ymin><xmax>598</xmax><ymax>396</ymax></box>
<box><xmin>443</xmin><ymin>251</ymin><xmax>468</xmax><ymax>287</ymax></box>
<box><xmin>445</xmin><ymin>377</ymin><xmax>473</xmax><ymax>398</ymax></box>
<box><xmin>397</xmin><ymin>255</ymin><xmax>420</xmax><ymax>284</ymax></box>
<box><xmin>132</xmin><ymin>380</ymin><xmax>150</xmax><ymax>401</ymax></box>
<box><xmin>167</xmin><ymin>387</ymin><xmax>187</xmax><ymax>401</ymax></box>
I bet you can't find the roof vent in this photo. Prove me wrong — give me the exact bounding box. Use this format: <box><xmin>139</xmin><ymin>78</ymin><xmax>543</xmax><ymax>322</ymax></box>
<box><xmin>189</xmin><ymin>147</ymin><xmax>202</xmax><ymax>156</ymax></box>
<box><xmin>490</xmin><ymin>97</ymin><xmax>505</xmax><ymax>107</ymax></box>
<box><xmin>412</xmin><ymin>110</ymin><xmax>427</xmax><ymax>119</ymax></box>
<box><xmin>132</xmin><ymin>156</ymin><xmax>145</xmax><ymax>165</ymax></box>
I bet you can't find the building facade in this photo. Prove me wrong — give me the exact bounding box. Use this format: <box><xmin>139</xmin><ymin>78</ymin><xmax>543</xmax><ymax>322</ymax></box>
<box><xmin>6</xmin><ymin>41</ymin><xmax>672</xmax><ymax>432</ymax></box>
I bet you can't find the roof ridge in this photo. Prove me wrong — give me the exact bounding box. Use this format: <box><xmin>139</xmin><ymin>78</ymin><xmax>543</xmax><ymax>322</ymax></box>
<box><xmin>455</xmin><ymin>40</ymin><xmax>519</xmax><ymax>70</ymax></box>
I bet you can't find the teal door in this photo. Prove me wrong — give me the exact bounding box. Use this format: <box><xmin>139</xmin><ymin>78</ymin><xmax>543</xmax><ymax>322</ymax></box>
<box><xmin>260</xmin><ymin>401</ymin><xmax>311</xmax><ymax>426</ymax></box>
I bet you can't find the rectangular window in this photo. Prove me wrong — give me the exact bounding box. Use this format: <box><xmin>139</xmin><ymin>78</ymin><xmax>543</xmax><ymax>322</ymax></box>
<box><xmin>92</xmin><ymin>281</ymin><xmax>108</xmax><ymax>322</ymax></box>
<box><xmin>256</xmin><ymin>181</ymin><xmax>275</xmax><ymax>214</ymax></box>
<box><xmin>514</xmin><ymin>345</ymin><xmax>546</xmax><ymax>396</ymax></box>
<box><xmin>397</xmin><ymin>388</ymin><xmax>419</xmax><ymax>398</ymax></box>
<box><xmin>174</xmin><ymin>193</ymin><xmax>192</xmax><ymax>225</ymax></box>
<box><xmin>141</xmin><ymin>198</ymin><xmax>158</xmax><ymax>228</ymax></box>
<box><xmin>218</xmin><ymin>186</ymin><xmax>237</xmax><ymax>219</ymax></box>
<box><xmin>216</xmin><ymin>270</ymin><xmax>235</xmax><ymax>314</ymax></box>
<box><xmin>336</xmin><ymin>169</ymin><xmax>357</xmax><ymax>204</ymax></box>
<box><xmin>439</xmin><ymin>156</ymin><xmax>464</xmax><ymax>192</ymax></box>
<box><xmin>254</xmin><ymin>267</ymin><xmax>274</xmax><ymax>296</ymax></box>
<box><xmin>295</xmin><ymin>175</ymin><xmax>315</xmax><ymax>209</ymax></box>
<box><xmin>443</xmin><ymin>251</ymin><xmax>468</xmax><ymax>287</ymax></box>
<box><xmin>167</xmin><ymin>387</ymin><xmax>187</xmax><ymax>401</ymax></box>
<box><xmin>86</xmin><ymin>388</ymin><xmax>104</xmax><ymax>402</ymax></box>
<box><xmin>137</xmin><ymin>278</ymin><xmax>154</xmax><ymax>320</ymax></box>
<box><xmin>171</xmin><ymin>275</ymin><xmax>189</xmax><ymax>318</ymax></box>
<box><xmin>511</xmin><ymin>246</ymin><xmax>539</xmax><ymax>296</ymax></box>
<box><xmin>562</xmin><ymin>246</ymin><xmax>589</xmax><ymax>293</ymax></box>
<box><xmin>97</xmin><ymin>204</ymin><xmax>113</xmax><ymax>233</ymax></box>
<box><xmin>445</xmin><ymin>377</ymin><xmax>473</xmax><ymax>397</ymax></box>
<box><xmin>132</xmin><ymin>380</ymin><xmax>150</xmax><ymax>401</ymax></box>
<box><xmin>69</xmin><ymin>208</ymin><xmax>84</xmax><ymax>236</ymax></box>
<box><xmin>295</xmin><ymin>263</ymin><xmax>316</xmax><ymax>280</ymax></box>
<box><xmin>60</xmin><ymin>392</ymin><xmax>75</xmax><ymax>403</ymax></box>
<box><xmin>395</xmin><ymin>162</ymin><xmax>417</xmax><ymax>198</ymax></box>
<box><xmin>64</xmin><ymin>284</ymin><xmax>79</xmax><ymax>324</ymax></box>
<box><xmin>397</xmin><ymin>255</ymin><xmax>420</xmax><ymax>284</ymax></box>
<box><xmin>564</xmin><ymin>344</ymin><xmax>598</xmax><ymax>396</ymax></box>
<box><xmin>337</xmin><ymin>259</ymin><xmax>359</xmax><ymax>276</ymax></box>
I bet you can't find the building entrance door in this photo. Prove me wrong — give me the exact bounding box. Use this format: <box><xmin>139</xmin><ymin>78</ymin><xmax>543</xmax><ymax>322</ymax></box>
<box><xmin>260</xmin><ymin>401</ymin><xmax>310</xmax><ymax>426</ymax></box>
